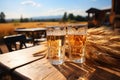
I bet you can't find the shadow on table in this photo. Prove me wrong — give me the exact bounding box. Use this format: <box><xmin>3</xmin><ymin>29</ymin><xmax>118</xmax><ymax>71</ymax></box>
<box><xmin>54</xmin><ymin>62</ymin><xmax>95</xmax><ymax>80</ymax></box>
<box><xmin>0</xmin><ymin>66</ymin><xmax>12</xmax><ymax>80</ymax></box>
<box><xmin>54</xmin><ymin>58</ymin><xmax>120</xmax><ymax>80</ymax></box>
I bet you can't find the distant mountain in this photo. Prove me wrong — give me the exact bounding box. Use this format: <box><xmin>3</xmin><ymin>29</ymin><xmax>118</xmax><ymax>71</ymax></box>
<box><xmin>32</xmin><ymin>15</ymin><xmax>63</xmax><ymax>20</ymax></box>
<box><xmin>6</xmin><ymin>15</ymin><xmax>63</xmax><ymax>22</ymax></box>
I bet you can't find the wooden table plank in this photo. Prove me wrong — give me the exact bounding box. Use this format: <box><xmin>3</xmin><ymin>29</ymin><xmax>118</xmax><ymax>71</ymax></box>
<box><xmin>14</xmin><ymin>58</ymin><xmax>66</xmax><ymax>80</ymax></box>
<box><xmin>15</xmin><ymin>28</ymin><xmax>46</xmax><ymax>32</ymax></box>
<box><xmin>0</xmin><ymin>45</ymin><xmax>47</xmax><ymax>70</ymax></box>
<box><xmin>13</xmin><ymin>55</ymin><xmax>95</xmax><ymax>80</ymax></box>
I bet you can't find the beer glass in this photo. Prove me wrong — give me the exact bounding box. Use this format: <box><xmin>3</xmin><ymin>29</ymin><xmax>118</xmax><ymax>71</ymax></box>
<box><xmin>67</xmin><ymin>24</ymin><xmax>87</xmax><ymax>63</ymax></box>
<box><xmin>46</xmin><ymin>26</ymin><xmax>66</xmax><ymax>65</ymax></box>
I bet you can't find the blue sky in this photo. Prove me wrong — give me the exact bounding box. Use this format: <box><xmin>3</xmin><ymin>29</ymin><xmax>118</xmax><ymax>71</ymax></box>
<box><xmin>0</xmin><ymin>0</ymin><xmax>111</xmax><ymax>19</ymax></box>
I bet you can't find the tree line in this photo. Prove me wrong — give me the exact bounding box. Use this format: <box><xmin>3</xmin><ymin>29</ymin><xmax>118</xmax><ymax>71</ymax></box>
<box><xmin>62</xmin><ymin>12</ymin><xmax>87</xmax><ymax>22</ymax></box>
<box><xmin>0</xmin><ymin>12</ymin><xmax>87</xmax><ymax>23</ymax></box>
<box><xmin>0</xmin><ymin>12</ymin><xmax>60</xmax><ymax>23</ymax></box>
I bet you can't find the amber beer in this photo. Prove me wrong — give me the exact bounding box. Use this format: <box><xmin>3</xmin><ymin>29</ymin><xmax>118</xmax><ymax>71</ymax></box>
<box><xmin>67</xmin><ymin>24</ymin><xmax>87</xmax><ymax>63</ymax></box>
<box><xmin>68</xmin><ymin>35</ymin><xmax>86</xmax><ymax>61</ymax></box>
<box><xmin>47</xmin><ymin>26</ymin><xmax>66</xmax><ymax>65</ymax></box>
<box><xmin>47</xmin><ymin>35</ymin><xmax>65</xmax><ymax>59</ymax></box>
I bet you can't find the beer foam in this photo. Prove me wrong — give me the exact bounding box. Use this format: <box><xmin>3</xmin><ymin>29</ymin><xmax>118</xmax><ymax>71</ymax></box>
<box><xmin>75</xmin><ymin>32</ymin><xmax>87</xmax><ymax>35</ymax></box>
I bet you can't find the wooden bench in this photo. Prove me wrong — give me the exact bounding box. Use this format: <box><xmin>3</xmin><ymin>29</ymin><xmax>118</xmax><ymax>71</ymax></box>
<box><xmin>3</xmin><ymin>34</ymin><xmax>28</xmax><ymax>52</ymax></box>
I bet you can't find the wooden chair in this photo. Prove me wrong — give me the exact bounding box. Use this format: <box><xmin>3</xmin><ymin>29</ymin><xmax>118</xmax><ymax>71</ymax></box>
<box><xmin>3</xmin><ymin>34</ymin><xmax>27</xmax><ymax>52</ymax></box>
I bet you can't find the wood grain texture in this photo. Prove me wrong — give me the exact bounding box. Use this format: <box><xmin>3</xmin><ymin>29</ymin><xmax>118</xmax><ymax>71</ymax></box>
<box><xmin>14</xmin><ymin>58</ymin><xmax>66</xmax><ymax>80</ymax></box>
<box><xmin>0</xmin><ymin>45</ymin><xmax>47</xmax><ymax>70</ymax></box>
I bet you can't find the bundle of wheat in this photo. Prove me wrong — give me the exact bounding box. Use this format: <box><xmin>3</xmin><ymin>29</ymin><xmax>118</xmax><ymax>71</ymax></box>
<box><xmin>86</xmin><ymin>27</ymin><xmax>120</xmax><ymax>69</ymax></box>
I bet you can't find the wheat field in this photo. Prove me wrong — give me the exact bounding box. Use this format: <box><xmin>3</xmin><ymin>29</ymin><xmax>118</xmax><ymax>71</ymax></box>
<box><xmin>0</xmin><ymin>22</ymin><xmax>60</xmax><ymax>38</ymax></box>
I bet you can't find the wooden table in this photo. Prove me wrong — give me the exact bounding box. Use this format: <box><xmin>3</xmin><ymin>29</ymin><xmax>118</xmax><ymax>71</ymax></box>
<box><xmin>13</xmin><ymin>59</ymin><xmax>120</xmax><ymax>80</ymax></box>
<box><xmin>0</xmin><ymin>45</ymin><xmax>47</xmax><ymax>70</ymax></box>
<box><xmin>0</xmin><ymin>44</ymin><xmax>120</xmax><ymax>80</ymax></box>
<box><xmin>15</xmin><ymin>28</ymin><xmax>46</xmax><ymax>33</ymax></box>
<box><xmin>15</xmin><ymin>28</ymin><xmax>47</xmax><ymax>45</ymax></box>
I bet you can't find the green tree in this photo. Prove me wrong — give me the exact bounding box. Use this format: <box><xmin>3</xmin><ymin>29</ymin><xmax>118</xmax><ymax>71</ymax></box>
<box><xmin>62</xmin><ymin>12</ymin><xmax>67</xmax><ymax>22</ymax></box>
<box><xmin>75</xmin><ymin>15</ymin><xmax>85</xmax><ymax>21</ymax></box>
<box><xmin>23</xmin><ymin>18</ymin><xmax>29</xmax><ymax>22</ymax></box>
<box><xmin>20</xmin><ymin>15</ymin><xmax>30</xmax><ymax>22</ymax></box>
<box><xmin>0</xmin><ymin>12</ymin><xmax>6</xmax><ymax>23</ymax></box>
<box><xmin>20</xmin><ymin>15</ymin><xmax>24</xmax><ymax>22</ymax></box>
<box><xmin>68</xmin><ymin>13</ymin><xmax>75</xmax><ymax>20</ymax></box>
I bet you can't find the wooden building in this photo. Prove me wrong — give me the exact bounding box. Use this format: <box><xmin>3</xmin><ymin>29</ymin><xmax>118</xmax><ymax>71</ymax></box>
<box><xmin>86</xmin><ymin>0</ymin><xmax>120</xmax><ymax>30</ymax></box>
<box><xmin>86</xmin><ymin>8</ymin><xmax>111</xmax><ymax>27</ymax></box>
<box><xmin>110</xmin><ymin>0</ymin><xmax>120</xmax><ymax>33</ymax></box>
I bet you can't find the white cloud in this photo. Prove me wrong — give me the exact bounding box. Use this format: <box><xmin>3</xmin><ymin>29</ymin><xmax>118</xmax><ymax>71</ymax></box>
<box><xmin>43</xmin><ymin>8</ymin><xmax>87</xmax><ymax>16</ymax></box>
<box><xmin>21</xmin><ymin>0</ymin><xmax>41</xmax><ymax>7</ymax></box>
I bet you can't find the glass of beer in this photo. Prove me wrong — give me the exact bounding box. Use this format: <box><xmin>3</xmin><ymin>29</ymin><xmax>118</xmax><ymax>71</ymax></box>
<box><xmin>67</xmin><ymin>24</ymin><xmax>87</xmax><ymax>63</ymax></box>
<box><xmin>46</xmin><ymin>26</ymin><xmax>66</xmax><ymax>65</ymax></box>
